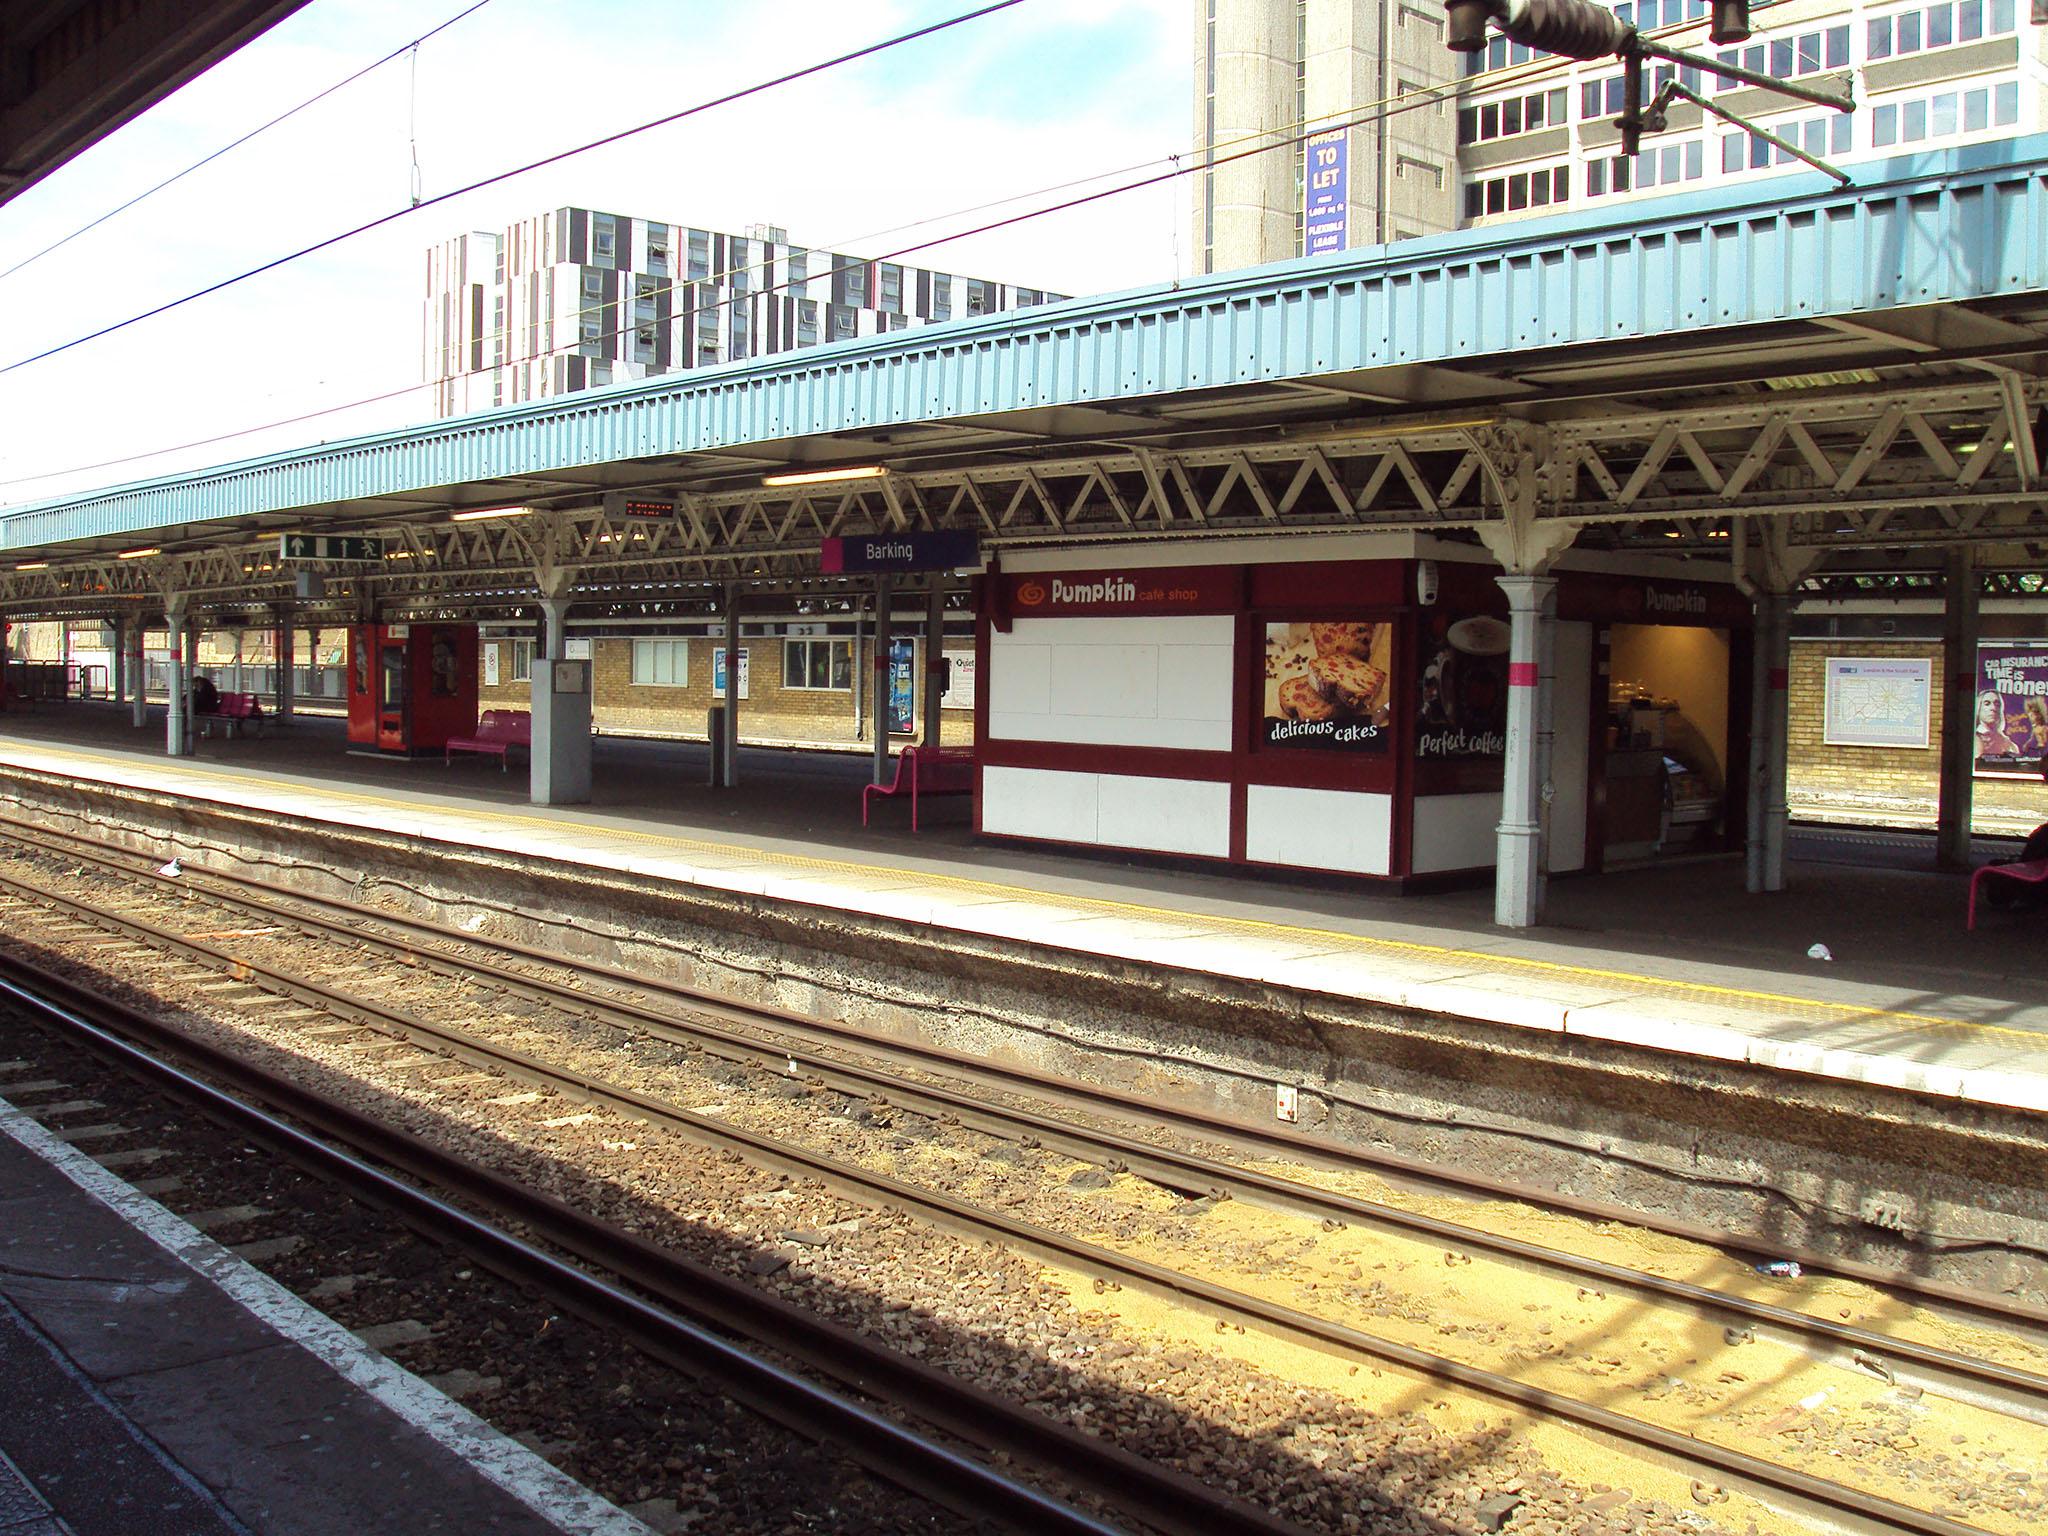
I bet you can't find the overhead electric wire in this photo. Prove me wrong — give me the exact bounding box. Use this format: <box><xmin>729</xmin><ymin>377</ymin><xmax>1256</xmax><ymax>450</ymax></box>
<box><xmin>0</xmin><ymin>5</ymin><xmax>1779</xmax><ymax>497</ymax></box>
<box><xmin>0</xmin><ymin>0</ymin><xmax>1031</xmax><ymax>381</ymax></box>
<box><xmin>0</xmin><ymin>0</ymin><xmax>498</xmax><ymax>286</ymax></box>
<box><xmin>0</xmin><ymin>68</ymin><xmax>1519</xmax><ymax>498</ymax></box>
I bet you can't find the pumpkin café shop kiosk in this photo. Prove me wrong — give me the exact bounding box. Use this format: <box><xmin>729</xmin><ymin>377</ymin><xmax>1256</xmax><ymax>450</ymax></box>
<box><xmin>345</xmin><ymin>623</ymin><xmax>479</xmax><ymax>756</ymax></box>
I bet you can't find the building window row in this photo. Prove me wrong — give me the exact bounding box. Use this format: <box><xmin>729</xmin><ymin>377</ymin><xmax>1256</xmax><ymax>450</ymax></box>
<box><xmin>1458</xmin><ymin>87</ymin><xmax>1570</xmax><ymax>144</ymax></box>
<box><xmin>1461</xmin><ymin>34</ymin><xmax>1538</xmax><ymax>76</ymax></box>
<box><xmin>1868</xmin><ymin>0</ymin><xmax>2017</xmax><ymax>60</ymax></box>
<box><xmin>1599</xmin><ymin>136</ymin><xmax>1707</xmax><ymax>197</ymax></box>
<box><xmin>1614</xmin><ymin>0</ymin><xmax>1710</xmax><ymax>29</ymax></box>
<box><xmin>1871</xmin><ymin>78</ymin><xmax>2020</xmax><ymax>146</ymax></box>
<box><xmin>1464</xmin><ymin>0</ymin><xmax>1707</xmax><ymax>75</ymax></box>
<box><xmin>1713</xmin><ymin>24</ymin><xmax>1850</xmax><ymax>90</ymax></box>
<box><xmin>1581</xmin><ymin>62</ymin><xmax>1701</xmax><ymax>122</ymax></box>
<box><xmin>1716</xmin><ymin>111</ymin><xmax>1852</xmax><ymax>172</ymax></box>
<box><xmin>1463</xmin><ymin>163</ymin><xmax>1571</xmax><ymax>218</ymax></box>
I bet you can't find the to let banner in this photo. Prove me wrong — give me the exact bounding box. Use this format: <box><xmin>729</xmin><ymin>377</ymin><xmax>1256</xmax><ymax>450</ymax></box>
<box><xmin>1304</xmin><ymin>131</ymin><xmax>1348</xmax><ymax>255</ymax></box>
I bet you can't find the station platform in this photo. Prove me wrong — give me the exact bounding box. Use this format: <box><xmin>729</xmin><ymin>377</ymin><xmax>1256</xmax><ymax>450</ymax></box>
<box><xmin>0</xmin><ymin>703</ymin><xmax>2045</xmax><ymax>1122</ymax></box>
<box><xmin>0</xmin><ymin>1082</ymin><xmax>644</xmax><ymax>1536</ymax></box>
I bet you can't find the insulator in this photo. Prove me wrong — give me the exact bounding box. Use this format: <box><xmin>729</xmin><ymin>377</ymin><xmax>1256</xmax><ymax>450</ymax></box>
<box><xmin>1709</xmin><ymin>0</ymin><xmax>1751</xmax><ymax>44</ymax></box>
<box><xmin>1498</xmin><ymin>0</ymin><xmax>1634</xmax><ymax>61</ymax></box>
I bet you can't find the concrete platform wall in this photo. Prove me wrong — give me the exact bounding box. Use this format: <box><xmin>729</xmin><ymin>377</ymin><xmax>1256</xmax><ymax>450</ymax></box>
<box><xmin>11</xmin><ymin>765</ymin><xmax>2042</xmax><ymax>1307</ymax></box>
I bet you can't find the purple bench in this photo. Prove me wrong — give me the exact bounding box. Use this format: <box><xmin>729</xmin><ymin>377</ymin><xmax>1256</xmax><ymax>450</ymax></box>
<box><xmin>201</xmin><ymin>691</ymin><xmax>264</xmax><ymax>738</ymax></box>
<box><xmin>445</xmin><ymin>709</ymin><xmax>532</xmax><ymax>769</ymax></box>
<box><xmin>862</xmin><ymin>746</ymin><xmax>975</xmax><ymax>832</ymax></box>
<box><xmin>1968</xmin><ymin>859</ymin><xmax>2048</xmax><ymax>929</ymax></box>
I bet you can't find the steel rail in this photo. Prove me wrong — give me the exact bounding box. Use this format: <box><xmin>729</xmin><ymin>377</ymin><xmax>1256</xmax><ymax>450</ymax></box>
<box><xmin>135</xmin><ymin>865</ymin><xmax>2048</xmax><ymax>1427</ymax></box>
<box><xmin>0</xmin><ymin>951</ymin><xmax>1299</xmax><ymax>1536</ymax></box>
<box><xmin>8</xmin><ymin>814</ymin><xmax>2045</xmax><ymax>1365</ymax></box>
<box><xmin>0</xmin><ymin>860</ymin><xmax>2016</xmax><ymax>1536</ymax></box>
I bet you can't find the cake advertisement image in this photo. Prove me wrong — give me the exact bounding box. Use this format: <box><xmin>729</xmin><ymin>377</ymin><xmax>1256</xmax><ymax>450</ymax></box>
<box><xmin>1263</xmin><ymin>621</ymin><xmax>1391</xmax><ymax>750</ymax></box>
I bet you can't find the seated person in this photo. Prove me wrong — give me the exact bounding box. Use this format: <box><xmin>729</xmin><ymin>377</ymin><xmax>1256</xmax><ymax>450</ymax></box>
<box><xmin>191</xmin><ymin>674</ymin><xmax>220</xmax><ymax>714</ymax></box>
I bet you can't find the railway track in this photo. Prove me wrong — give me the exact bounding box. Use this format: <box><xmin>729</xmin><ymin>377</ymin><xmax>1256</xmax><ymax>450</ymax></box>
<box><xmin>0</xmin><ymin>948</ymin><xmax>1289</xmax><ymax>1536</ymax></box>
<box><xmin>1</xmin><ymin>817</ymin><xmax>2044</xmax><ymax>1534</ymax></box>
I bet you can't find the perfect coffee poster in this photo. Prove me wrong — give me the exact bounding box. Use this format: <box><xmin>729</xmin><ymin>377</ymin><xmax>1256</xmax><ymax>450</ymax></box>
<box><xmin>1415</xmin><ymin>613</ymin><xmax>1511</xmax><ymax>760</ymax></box>
<box><xmin>1263</xmin><ymin>621</ymin><xmax>1390</xmax><ymax>750</ymax></box>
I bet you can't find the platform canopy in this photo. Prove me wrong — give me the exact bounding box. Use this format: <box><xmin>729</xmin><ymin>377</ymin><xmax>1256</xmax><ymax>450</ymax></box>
<box><xmin>3</xmin><ymin>134</ymin><xmax>2047</xmax><ymax>624</ymax></box>
<box><xmin>0</xmin><ymin>1</ymin><xmax>310</xmax><ymax>208</ymax></box>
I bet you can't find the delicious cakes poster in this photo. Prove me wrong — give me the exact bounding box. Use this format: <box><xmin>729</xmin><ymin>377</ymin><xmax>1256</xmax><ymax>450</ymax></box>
<box><xmin>1262</xmin><ymin>622</ymin><xmax>1390</xmax><ymax>750</ymax></box>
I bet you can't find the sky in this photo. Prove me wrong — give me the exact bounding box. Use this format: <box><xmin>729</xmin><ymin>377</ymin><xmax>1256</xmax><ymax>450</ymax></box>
<box><xmin>0</xmin><ymin>0</ymin><xmax>1189</xmax><ymax>508</ymax></box>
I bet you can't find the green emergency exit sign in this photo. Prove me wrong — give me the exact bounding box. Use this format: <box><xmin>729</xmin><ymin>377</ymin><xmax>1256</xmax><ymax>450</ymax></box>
<box><xmin>279</xmin><ymin>534</ymin><xmax>386</xmax><ymax>563</ymax></box>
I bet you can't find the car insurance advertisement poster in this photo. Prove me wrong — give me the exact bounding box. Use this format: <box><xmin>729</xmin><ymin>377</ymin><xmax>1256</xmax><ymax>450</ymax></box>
<box><xmin>887</xmin><ymin>639</ymin><xmax>916</xmax><ymax>734</ymax></box>
<box><xmin>1974</xmin><ymin>641</ymin><xmax>2048</xmax><ymax>777</ymax></box>
<box><xmin>1262</xmin><ymin>621</ymin><xmax>1390</xmax><ymax>750</ymax></box>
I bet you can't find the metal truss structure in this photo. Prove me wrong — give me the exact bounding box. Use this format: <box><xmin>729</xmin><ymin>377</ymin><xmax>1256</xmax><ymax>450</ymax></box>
<box><xmin>6</xmin><ymin>374</ymin><xmax>2043</xmax><ymax>626</ymax></box>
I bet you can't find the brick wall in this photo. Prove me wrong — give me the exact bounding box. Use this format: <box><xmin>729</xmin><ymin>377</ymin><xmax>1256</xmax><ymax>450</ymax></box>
<box><xmin>477</xmin><ymin>635</ymin><xmax>975</xmax><ymax>749</ymax></box>
<box><xmin>1788</xmin><ymin>638</ymin><xmax>2045</xmax><ymax>834</ymax></box>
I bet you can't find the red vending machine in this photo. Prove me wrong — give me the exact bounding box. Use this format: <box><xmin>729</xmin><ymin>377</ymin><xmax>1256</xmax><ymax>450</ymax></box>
<box><xmin>346</xmin><ymin>623</ymin><xmax>479</xmax><ymax>755</ymax></box>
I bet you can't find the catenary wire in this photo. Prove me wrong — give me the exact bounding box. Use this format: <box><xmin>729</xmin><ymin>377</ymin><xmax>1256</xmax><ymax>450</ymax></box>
<box><xmin>0</xmin><ymin>0</ymin><xmax>498</xmax><ymax>286</ymax></box>
<box><xmin>0</xmin><ymin>0</ymin><xmax>1033</xmax><ymax>381</ymax></box>
<box><xmin>0</xmin><ymin>9</ymin><xmax>1788</xmax><ymax>496</ymax></box>
<box><xmin>0</xmin><ymin>78</ymin><xmax>1469</xmax><ymax>497</ymax></box>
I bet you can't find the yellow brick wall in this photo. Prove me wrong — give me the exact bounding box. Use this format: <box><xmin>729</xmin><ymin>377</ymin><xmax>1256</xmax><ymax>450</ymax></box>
<box><xmin>476</xmin><ymin>636</ymin><xmax>975</xmax><ymax>749</ymax></box>
<box><xmin>1788</xmin><ymin>639</ymin><xmax>2045</xmax><ymax>834</ymax></box>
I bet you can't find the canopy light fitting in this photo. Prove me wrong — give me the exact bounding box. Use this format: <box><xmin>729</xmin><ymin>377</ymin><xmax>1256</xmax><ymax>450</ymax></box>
<box><xmin>116</xmin><ymin>547</ymin><xmax>160</xmax><ymax>559</ymax></box>
<box><xmin>450</xmin><ymin>505</ymin><xmax>534</xmax><ymax>522</ymax></box>
<box><xmin>761</xmin><ymin>465</ymin><xmax>888</xmax><ymax>488</ymax></box>
<box><xmin>13</xmin><ymin>561</ymin><xmax>49</xmax><ymax>571</ymax></box>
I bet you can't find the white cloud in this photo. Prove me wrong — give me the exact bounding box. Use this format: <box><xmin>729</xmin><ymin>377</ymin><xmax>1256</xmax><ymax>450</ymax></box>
<box><xmin>0</xmin><ymin>0</ymin><xmax>1189</xmax><ymax>506</ymax></box>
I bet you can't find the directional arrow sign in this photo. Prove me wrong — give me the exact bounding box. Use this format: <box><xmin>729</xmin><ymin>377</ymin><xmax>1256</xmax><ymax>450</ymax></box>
<box><xmin>279</xmin><ymin>534</ymin><xmax>386</xmax><ymax>563</ymax></box>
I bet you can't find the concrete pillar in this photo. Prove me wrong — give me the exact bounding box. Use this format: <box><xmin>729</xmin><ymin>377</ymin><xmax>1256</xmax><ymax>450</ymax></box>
<box><xmin>1494</xmin><ymin>574</ymin><xmax>1559</xmax><ymax>929</ymax></box>
<box><xmin>166</xmin><ymin>608</ymin><xmax>190</xmax><ymax>756</ymax></box>
<box><xmin>1744</xmin><ymin>600</ymin><xmax>1770</xmax><ymax>894</ymax></box>
<box><xmin>274</xmin><ymin>609</ymin><xmax>296</xmax><ymax>720</ymax></box>
<box><xmin>131</xmin><ymin>622</ymin><xmax>149</xmax><ymax>727</ymax></box>
<box><xmin>922</xmin><ymin>580</ymin><xmax>947</xmax><ymax>750</ymax></box>
<box><xmin>1935</xmin><ymin>547</ymin><xmax>1979</xmax><ymax>871</ymax></box>
<box><xmin>1744</xmin><ymin>593</ymin><xmax>1795</xmax><ymax>894</ymax></box>
<box><xmin>110</xmin><ymin>619</ymin><xmax>126</xmax><ymax>705</ymax></box>
<box><xmin>721</xmin><ymin>586</ymin><xmax>741</xmax><ymax>789</ymax></box>
<box><xmin>529</xmin><ymin>593</ymin><xmax>590</xmax><ymax>805</ymax></box>
<box><xmin>871</xmin><ymin>577</ymin><xmax>894</xmax><ymax>785</ymax></box>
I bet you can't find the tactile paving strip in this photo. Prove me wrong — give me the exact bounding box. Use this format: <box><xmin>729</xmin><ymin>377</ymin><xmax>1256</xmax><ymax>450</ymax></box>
<box><xmin>0</xmin><ymin>1446</ymin><xmax>61</xmax><ymax>1534</ymax></box>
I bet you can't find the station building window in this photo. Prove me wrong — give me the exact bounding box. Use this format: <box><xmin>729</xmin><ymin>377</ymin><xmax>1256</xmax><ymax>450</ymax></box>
<box><xmin>1463</xmin><ymin>164</ymin><xmax>1569</xmax><ymax>219</ymax></box>
<box><xmin>784</xmin><ymin>638</ymin><xmax>853</xmax><ymax>691</ymax></box>
<box><xmin>509</xmin><ymin>639</ymin><xmax>533</xmax><ymax>683</ymax></box>
<box><xmin>631</xmin><ymin>639</ymin><xmax>689</xmax><ymax>686</ymax></box>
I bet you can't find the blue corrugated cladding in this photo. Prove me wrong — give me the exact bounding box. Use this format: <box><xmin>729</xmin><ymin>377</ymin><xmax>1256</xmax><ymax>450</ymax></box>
<box><xmin>6</xmin><ymin>137</ymin><xmax>2047</xmax><ymax>552</ymax></box>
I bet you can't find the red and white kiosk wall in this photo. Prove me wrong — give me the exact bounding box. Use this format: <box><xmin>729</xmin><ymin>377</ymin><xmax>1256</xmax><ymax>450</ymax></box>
<box><xmin>346</xmin><ymin>623</ymin><xmax>479</xmax><ymax>755</ymax></box>
<box><xmin>973</xmin><ymin>538</ymin><xmax>1751</xmax><ymax>886</ymax></box>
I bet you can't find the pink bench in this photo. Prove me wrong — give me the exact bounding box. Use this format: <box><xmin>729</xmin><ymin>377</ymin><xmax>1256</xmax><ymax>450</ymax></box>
<box><xmin>445</xmin><ymin>709</ymin><xmax>532</xmax><ymax>769</ymax></box>
<box><xmin>1968</xmin><ymin>859</ymin><xmax>2048</xmax><ymax>929</ymax></box>
<box><xmin>201</xmin><ymin>691</ymin><xmax>263</xmax><ymax>738</ymax></box>
<box><xmin>862</xmin><ymin>746</ymin><xmax>975</xmax><ymax>832</ymax></box>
